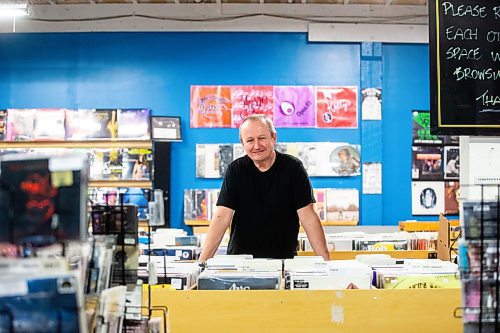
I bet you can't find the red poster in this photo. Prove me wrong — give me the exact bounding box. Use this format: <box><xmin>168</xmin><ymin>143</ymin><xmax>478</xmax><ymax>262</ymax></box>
<box><xmin>230</xmin><ymin>86</ymin><xmax>274</xmax><ymax>128</ymax></box>
<box><xmin>190</xmin><ymin>86</ymin><xmax>232</xmax><ymax>128</ymax></box>
<box><xmin>316</xmin><ymin>86</ymin><xmax>358</xmax><ymax>128</ymax></box>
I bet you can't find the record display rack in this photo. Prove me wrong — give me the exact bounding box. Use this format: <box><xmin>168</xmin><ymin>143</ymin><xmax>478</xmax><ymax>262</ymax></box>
<box><xmin>399</xmin><ymin>219</ymin><xmax>460</xmax><ymax>232</ymax></box>
<box><xmin>144</xmin><ymin>288</ymin><xmax>462</xmax><ymax>332</ymax></box>
<box><xmin>298</xmin><ymin>250</ymin><xmax>437</xmax><ymax>260</ymax></box>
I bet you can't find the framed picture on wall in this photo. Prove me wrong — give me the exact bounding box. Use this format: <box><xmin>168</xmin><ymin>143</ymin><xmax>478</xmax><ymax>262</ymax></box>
<box><xmin>151</xmin><ymin>116</ymin><xmax>182</xmax><ymax>141</ymax></box>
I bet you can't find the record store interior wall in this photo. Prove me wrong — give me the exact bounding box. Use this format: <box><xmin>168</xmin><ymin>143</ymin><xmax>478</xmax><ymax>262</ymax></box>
<box><xmin>0</xmin><ymin>32</ymin><xmax>432</xmax><ymax>232</ymax></box>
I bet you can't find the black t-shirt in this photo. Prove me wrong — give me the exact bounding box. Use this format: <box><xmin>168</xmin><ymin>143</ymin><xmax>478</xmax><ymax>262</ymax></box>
<box><xmin>217</xmin><ymin>151</ymin><xmax>315</xmax><ymax>259</ymax></box>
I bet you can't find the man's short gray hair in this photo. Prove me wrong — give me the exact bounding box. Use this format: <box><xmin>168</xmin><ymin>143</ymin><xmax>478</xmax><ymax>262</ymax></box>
<box><xmin>239</xmin><ymin>114</ymin><xmax>277</xmax><ymax>143</ymax></box>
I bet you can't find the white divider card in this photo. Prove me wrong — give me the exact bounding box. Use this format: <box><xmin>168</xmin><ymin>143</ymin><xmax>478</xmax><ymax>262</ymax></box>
<box><xmin>362</xmin><ymin>162</ymin><xmax>382</xmax><ymax>194</ymax></box>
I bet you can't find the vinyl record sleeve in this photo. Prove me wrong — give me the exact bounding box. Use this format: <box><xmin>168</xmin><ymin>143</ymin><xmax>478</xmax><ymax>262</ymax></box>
<box><xmin>411</xmin><ymin>181</ymin><xmax>445</xmax><ymax>215</ymax></box>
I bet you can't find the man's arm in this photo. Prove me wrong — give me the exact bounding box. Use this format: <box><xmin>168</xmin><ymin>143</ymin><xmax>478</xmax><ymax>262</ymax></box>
<box><xmin>297</xmin><ymin>203</ymin><xmax>330</xmax><ymax>261</ymax></box>
<box><xmin>199</xmin><ymin>206</ymin><xmax>234</xmax><ymax>261</ymax></box>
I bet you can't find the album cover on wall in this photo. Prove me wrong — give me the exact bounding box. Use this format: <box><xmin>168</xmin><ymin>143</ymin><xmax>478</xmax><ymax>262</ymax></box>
<box><xmin>444</xmin><ymin>181</ymin><xmax>459</xmax><ymax>215</ymax></box>
<box><xmin>412</xmin><ymin>110</ymin><xmax>443</xmax><ymax>145</ymax></box>
<box><xmin>411</xmin><ymin>146</ymin><xmax>443</xmax><ymax>180</ymax></box>
<box><xmin>65</xmin><ymin>109</ymin><xmax>92</xmax><ymax>140</ymax></box>
<box><xmin>411</xmin><ymin>181</ymin><xmax>445</xmax><ymax>215</ymax></box>
<box><xmin>184</xmin><ymin>190</ymin><xmax>197</xmax><ymax>221</ymax></box>
<box><xmin>184</xmin><ymin>189</ymin><xmax>210</xmax><ymax>221</ymax></box>
<box><xmin>313</xmin><ymin>189</ymin><xmax>326</xmax><ymax>221</ymax></box>
<box><xmin>89</xmin><ymin>149</ymin><xmax>106</xmax><ymax>180</ymax></box>
<box><xmin>92</xmin><ymin>109</ymin><xmax>118</xmax><ymax>139</ymax></box>
<box><xmin>230</xmin><ymin>86</ymin><xmax>274</xmax><ymax>127</ymax></box>
<box><xmin>284</xmin><ymin>142</ymin><xmax>298</xmax><ymax>157</ymax></box>
<box><xmin>66</xmin><ymin>109</ymin><xmax>117</xmax><ymax>140</ymax></box>
<box><xmin>88</xmin><ymin>187</ymin><xmax>119</xmax><ymax>206</ymax></box>
<box><xmin>121</xmin><ymin>148</ymin><xmax>153</xmax><ymax>180</ymax></box>
<box><xmin>6</xmin><ymin>109</ymin><xmax>35</xmax><ymax>141</ymax></box>
<box><xmin>325</xmin><ymin>188</ymin><xmax>359</xmax><ymax>223</ymax></box>
<box><xmin>443</xmin><ymin>146</ymin><xmax>460</xmax><ymax>180</ymax></box>
<box><xmin>316</xmin><ymin>86</ymin><xmax>358</xmax><ymax>128</ymax></box>
<box><xmin>314</xmin><ymin>142</ymin><xmax>361</xmax><ymax>177</ymax></box>
<box><xmin>208</xmin><ymin>189</ymin><xmax>220</xmax><ymax>221</ymax></box>
<box><xmin>0</xmin><ymin>110</ymin><xmax>6</xmax><ymax>141</ymax></box>
<box><xmin>275</xmin><ymin>142</ymin><xmax>288</xmax><ymax>154</ymax></box>
<box><xmin>328</xmin><ymin>144</ymin><xmax>361</xmax><ymax>176</ymax></box>
<box><xmin>196</xmin><ymin>144</ymin><xmax>221</xmax><ymax>178</ymax></box>
<box><xmin>218</xmin><ymin>144</ymin><xmax>233</xmax><ymax>177</ymax></box>
<box><xmin>314</xmin><ymin>143</ymin><xmax>336</xmax><ymax>176</ymax></box>
<box><xmin>190</xmin><ymin>86</ymin><xmax>232</xmax><ymax>128</ymax></box>
<box><xmin>117</xmin><ymin>108</ymin><xmax>151</xmax><ymax>140</ymax></box>
<box><xmin>151</xmin><ymin>116</ymin><xmax>182</xmax><ymax>141</ymax></box>
<box><xmin>233</xmin><ymin>144</ymin><xmax>245</xmax><ymax>160</ymax></box>
<box><xmin>33</xmin><ymin>108</ymin><xmax>66</xmax><ymax>141</ymax></box>
<box><xmin>89</xmin><ymin>149</ymin><xmax>123</xmax><ymax>180</ymax></box>
<box><xmin>297</xmin><ymin>142</ymin><xmax>318</xmax><ymax>175</ymax></box>
<box><xmin>273</xmin><ymin>86</ymin><xmax>315</xmax><ymax>128</ymax></box>
<box><xmin>194</xmin><ymin>189</ymin><xmax>209</xmax><ymax>220</ymax></box>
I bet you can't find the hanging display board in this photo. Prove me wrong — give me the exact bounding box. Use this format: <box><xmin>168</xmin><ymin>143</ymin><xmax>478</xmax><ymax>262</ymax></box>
<box><xmin>429</xmin><ymin>0</ymin><xmax>500</xmax><ymax>135</ymax></box>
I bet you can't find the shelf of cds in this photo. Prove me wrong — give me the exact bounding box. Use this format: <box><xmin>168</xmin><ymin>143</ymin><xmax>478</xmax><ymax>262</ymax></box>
<box><xmin>89</xmin><ymin>180</ymin><xmax>152</xmax><ymax>188</ymax></box>
<box><xmin>0</xmin><ymin>140</ymin><xmax>152</xmax><ymax>149</ymax></box>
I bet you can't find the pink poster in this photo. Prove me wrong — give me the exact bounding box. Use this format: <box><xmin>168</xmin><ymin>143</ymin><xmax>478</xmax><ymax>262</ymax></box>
<box><xmin>190</xmin><ymin>86</ymin><xmax>232</xmax><ymax>128</ymax></box>
<box><xmin>230</xmin><ymin>86</ymin><xmax>274</xmax><ymax>128</ymax></box>
<box><xmin>273</xmin><ymin>86</ymin><xmax>316</xmax><ymax>128</ymax></box>
<box><xmin>316</xmin><ymin>86</ymin><xmax>358</xmax><ymax>128</ymax></box>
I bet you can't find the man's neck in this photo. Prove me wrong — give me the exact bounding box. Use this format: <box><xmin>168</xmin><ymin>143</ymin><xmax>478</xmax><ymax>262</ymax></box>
<box><xmin>254</xmin><ymin>150</ymin><xmax>277</xmax><ymax>172</ymax></box>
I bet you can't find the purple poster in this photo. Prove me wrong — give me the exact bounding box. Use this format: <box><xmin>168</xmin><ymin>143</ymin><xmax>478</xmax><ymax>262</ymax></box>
<box><xmin>273</xmin><ymin>86</ymin><xmax>315</xmax><ymax>127</ymax></box>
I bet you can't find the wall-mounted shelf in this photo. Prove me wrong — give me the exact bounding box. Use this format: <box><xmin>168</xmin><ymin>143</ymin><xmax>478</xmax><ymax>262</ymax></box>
<box><xmin>89</xmin><ymin>180</ymin><xmax>152</xmax><ymax>188</ymax></box>
<box><xmin>0</xmin><ymin>140</ymin><xmax>152</xmax><ymax>149</ymax></box>
<box><xmin>298</xmin><ymin>250</ymin><xmax>437</xmax><ymax>260</ymax></box>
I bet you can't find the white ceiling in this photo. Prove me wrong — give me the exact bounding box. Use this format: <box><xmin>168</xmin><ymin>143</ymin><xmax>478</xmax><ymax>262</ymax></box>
<box><xmin>0</xmin><ymin>0</ymin><xmax>429</xmax><ymax>42</ymax></box>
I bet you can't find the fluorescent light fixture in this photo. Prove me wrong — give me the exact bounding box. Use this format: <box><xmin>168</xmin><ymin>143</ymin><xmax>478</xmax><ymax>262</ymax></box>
<box><xmin>0</xmin><ymin>1</ymin><xmax>29</xmax><ymax>17</ymax></box>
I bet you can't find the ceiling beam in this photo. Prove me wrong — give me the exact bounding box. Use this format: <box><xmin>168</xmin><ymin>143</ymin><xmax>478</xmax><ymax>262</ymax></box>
<box><xmin>0</xmin><ymin>3</ymin><xmax>428</xmax><ymax>33</ymax></box>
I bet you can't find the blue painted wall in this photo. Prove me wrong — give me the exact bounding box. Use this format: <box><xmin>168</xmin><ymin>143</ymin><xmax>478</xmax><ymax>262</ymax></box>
<box><xmin>0</xmin><ymin>32</ymin><xmax>434</xmax><ymax>231</ymax></box>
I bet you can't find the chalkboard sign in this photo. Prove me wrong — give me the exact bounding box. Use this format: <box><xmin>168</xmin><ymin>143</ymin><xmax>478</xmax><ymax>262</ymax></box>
<box><xmin>429</xmin><ymin>0</ymin><xmax>500</xmax><ymax>135</ymax></box>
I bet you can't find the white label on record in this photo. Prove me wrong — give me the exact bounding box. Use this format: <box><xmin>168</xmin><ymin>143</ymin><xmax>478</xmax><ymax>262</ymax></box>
<box><xmin>49</xmin><ymin>156</ymin><xmax>85</xmax><ymax>171</ymax></box>
<box><xmin>170</xmin><ymin>278</ymin><xmax>182</xmax><ymax>290</ymax></box>
<box><xmin>153</xmin><ymin>128</ymin><xmax>177</xmax><ymax>139</ymax></box>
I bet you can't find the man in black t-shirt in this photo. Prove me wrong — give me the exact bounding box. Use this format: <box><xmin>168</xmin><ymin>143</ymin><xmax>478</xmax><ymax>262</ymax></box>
<box><xmin>199</xmin><ymin>114</ymin><xmax>329</xmax><ymax>260</ymax></box>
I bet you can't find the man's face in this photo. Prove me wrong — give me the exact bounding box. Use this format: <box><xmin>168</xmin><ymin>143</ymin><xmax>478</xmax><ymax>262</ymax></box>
<box><xmin>240</xmin><ymin>120</ymin><xmax>276</xmax><ymax>163</ymax></box>
<box><xmin>338</xmin><ymin>150</ymin><xmax>348</xmax><ymax>162</ymax></box>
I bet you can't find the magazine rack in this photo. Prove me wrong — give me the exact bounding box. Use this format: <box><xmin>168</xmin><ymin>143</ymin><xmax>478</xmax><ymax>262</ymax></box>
<box><xmin>91</xmin><ymin>191</ymin><xmax>170</xmax><ymax>332</ymax></box>
<box><xmin>454</xmin><ymin>185</ymin><xmax>500</xmax><ymax>333</ymax></box>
